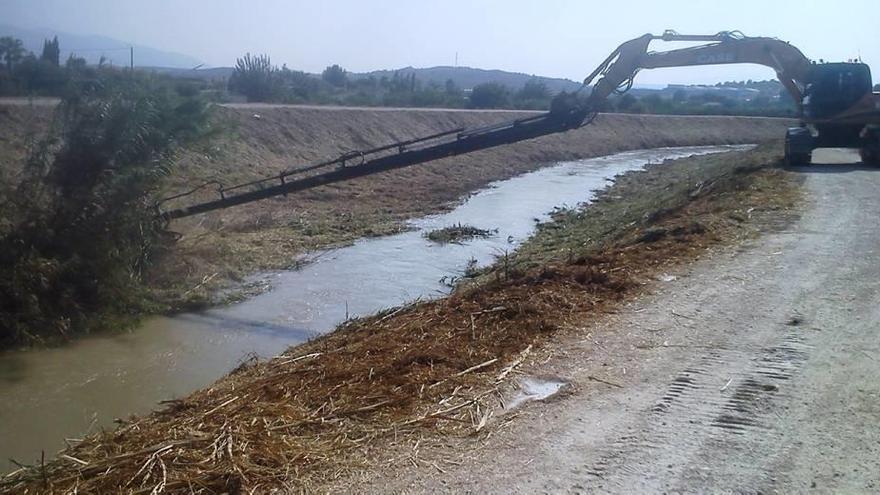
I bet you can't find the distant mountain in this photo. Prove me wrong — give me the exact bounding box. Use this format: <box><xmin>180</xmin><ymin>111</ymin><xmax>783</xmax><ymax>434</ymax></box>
<box><xmin>0</xmin><ymin>25</ymin><xmax>202</xmax><ymax>69</ymax></box>
<box><xmin>149</xmin><ymin>64</ymin><xmax>585</xmax><ymax>93</ymax></box>
<box><xmin>353</xmin><ymin>66</ymin><xmax>583</xmax><ymax>93</ymax></box>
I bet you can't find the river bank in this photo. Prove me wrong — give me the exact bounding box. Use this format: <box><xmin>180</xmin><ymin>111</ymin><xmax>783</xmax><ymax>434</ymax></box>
<box><xmin>0</xmin><ymin>143</ymin><xmax>803</xmax><ymax>493</ymax></box>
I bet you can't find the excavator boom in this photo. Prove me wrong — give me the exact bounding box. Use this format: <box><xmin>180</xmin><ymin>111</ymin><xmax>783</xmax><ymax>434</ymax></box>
<box><xmin>582</xmin><ymin>31</ymin><xmax>813</xmax><ymax>116</ymax></box>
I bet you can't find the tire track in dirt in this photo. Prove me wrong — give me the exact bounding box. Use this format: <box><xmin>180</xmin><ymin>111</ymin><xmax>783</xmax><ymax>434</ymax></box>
<box><xmin>579</xmin><ymin>329</ymin><xmax>812</xmax><ymax>492</ymax></box>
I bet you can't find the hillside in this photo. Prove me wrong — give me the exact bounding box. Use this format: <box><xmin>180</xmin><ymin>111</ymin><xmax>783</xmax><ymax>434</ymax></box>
<box><xmin>354</xmin><ymin>66</ymin><xmax>583</xmax><ymax>92</ymax></box>
<box><xmin>149</xmin><ymin>65</ymin><xmax>583</xmax><ymax>92</ymax></box>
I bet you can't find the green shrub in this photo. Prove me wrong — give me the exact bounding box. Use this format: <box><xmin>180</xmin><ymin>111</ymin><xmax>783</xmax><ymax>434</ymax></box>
<box><xmin>228</xmin><ymin>53</ymin><xmax>279</xmax><ymax>102</ymax></box>
<box><xmin>0</xmin><ymin>74</ymin><xmax>210</xmax><ymax>346</ymax></box>
<box><xmin>469</xmin><ymin>82</ymin><xmax>509</xmax><ymax>109</ymax></box>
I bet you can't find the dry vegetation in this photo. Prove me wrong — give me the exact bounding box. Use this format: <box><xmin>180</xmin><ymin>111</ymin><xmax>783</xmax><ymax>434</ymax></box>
<box><xmin>0</xmin><ymin>143</ymin><xmax>802</xmax><ymax>493</ymax></box>
<box><xmin>424</xmin><ymin>223</ymin><xmax>495</xmax><ymax>244</ymax></box>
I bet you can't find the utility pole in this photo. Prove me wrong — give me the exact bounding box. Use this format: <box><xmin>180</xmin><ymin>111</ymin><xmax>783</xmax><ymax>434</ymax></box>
<box><xmin>130</xmin><ymin>46</ymin><xmax>134</xmax><ymax>71</ymax></box>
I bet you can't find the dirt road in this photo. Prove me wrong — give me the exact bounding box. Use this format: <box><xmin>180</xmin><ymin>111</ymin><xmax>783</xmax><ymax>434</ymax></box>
<box><xmin>365</xmin><ymin>148</ymin><xmax>879</xmax><ymax>493</ymax></box>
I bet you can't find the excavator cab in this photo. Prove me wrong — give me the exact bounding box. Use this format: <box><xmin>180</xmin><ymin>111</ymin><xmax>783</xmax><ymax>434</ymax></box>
<box><xmin>803</xmin><ymin>63</ymin><xmax>873</xmax><ymax>120</ymax></box>
<box><xmin>787</xmin><ymin>62</ymin><xmax>875</xmax><ymax>165</ymax></box>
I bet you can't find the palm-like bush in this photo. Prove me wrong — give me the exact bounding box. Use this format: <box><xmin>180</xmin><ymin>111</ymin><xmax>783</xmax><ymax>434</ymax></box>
<box><xmin>228</xmin><ymin>53</ymin><xmax>278</xmax><ymax>102</ymax></box>
<box><xmin>0</xmin><ymin>75</ymin><xmax>210</xmax><ymax>346</ymax></box>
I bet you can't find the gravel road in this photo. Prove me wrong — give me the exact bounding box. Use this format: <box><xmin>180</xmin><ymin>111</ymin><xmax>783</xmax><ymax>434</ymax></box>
<box><xmin>367</xmin><ymin>148</ymin><xmax>880</xmax><ymax>493</ymax></box>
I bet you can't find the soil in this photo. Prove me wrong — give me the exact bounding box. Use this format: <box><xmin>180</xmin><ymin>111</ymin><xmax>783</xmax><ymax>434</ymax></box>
<box><xmin>0</xmin><ymin>143</ymin><xmax>806</xmax><ymax>494</ymax></box>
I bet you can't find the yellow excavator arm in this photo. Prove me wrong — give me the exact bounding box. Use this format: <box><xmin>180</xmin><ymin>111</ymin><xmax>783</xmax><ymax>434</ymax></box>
<box><xmin>580</xmin><ymin>31</ymin><xmax>812</xmax><ymax>116</ymax></box>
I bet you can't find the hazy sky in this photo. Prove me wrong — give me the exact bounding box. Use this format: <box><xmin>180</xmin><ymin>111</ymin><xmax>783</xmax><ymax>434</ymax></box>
<box><xmin>3</xmin><ymin>0</ymin><xmax>878</xmax><ymax>85</ymax></box>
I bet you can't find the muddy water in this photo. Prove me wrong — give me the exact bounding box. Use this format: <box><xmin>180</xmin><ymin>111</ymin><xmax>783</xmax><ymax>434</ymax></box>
<box><xmin>0</xmin><ymin>145</ymin><xmax>748</xmax><ymax>469</ymax></box>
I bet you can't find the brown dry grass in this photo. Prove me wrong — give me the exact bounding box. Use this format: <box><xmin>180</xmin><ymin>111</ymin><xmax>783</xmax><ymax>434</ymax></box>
<box><xmin>0</xmin><ymin>144</ymin><xmax>802</xmax><ymax>494</ymax></box>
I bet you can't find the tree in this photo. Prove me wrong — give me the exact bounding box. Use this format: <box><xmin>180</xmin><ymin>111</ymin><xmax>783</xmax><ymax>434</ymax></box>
<box><xmin>875</xmin><ymin>84</ymin><xmax>880</xmax><ymax>92</ymax></box>
<box><xmin>445</xmin><ymin>78</ymin><xmax>460</xmax><ymax>95</ymax></box>
<box><xmin>16</xmin><ymin>53</ymin><xmax>65</xmax><ymax>94</ymax></box>
<box><xmin>617</xmin><ymin>93</ymin><xmax>639</xmax><ymax>112</ymax></box>
<box><xmin>41</xmin><ymin>36</ymin><xmax>60</xmax><ymax>66</ymax></box>
<box><xmin>0</xmin><ymin>75</ymin><xmax>211</xmax><ymax>345</ymax></box>
<box><xmin>752</xmin><ymin>95</ymin><xmax>771</xmax><ymax>108</ymax></box>
<box><xmin>469</xmin><ymin>82</ymin><xmax>508</xmax><ymax>108</ymax></box>
<box><xmin>66</xmin><ymin>54</ymin><xmax>87</xmax><ymax>71</ymax></box>
<box><xmin>640</xmin><ymin>93</ymin><xmax>665</xmax><ymax>113</ymax></box>
<box><xmin>278</xmin><ymin>66</ymin><xmax>320</xmax><ymax>100</ymax></box>
<box><xmin>672</xmin><ymin>89</ymin><xmax>687</xmax><ymax>103</ymax></box>
<box><xmin>322</xmin><ymin>64</ymin><xmax>347</xmax><ymax>87</ymax></box>
<box><xmin>519</xmin><ymin>79</ymin><xmax>549</xmax><ymax>100</ymax></box>
<box><xmin>513</xmin><ymin>78</ymin><xmax>551</xmax><ymax>109</ymax></box>
<box><xmin>385</xmin><ymin>70</ymin><xmax>412</xmax><ymax>94</ymax></box>
<box><xmin>0</xmin><ymin>37</ymin><xmax>26</xmax><ymax>72</ymax></box>
<box><xmin>778</xmin><ymin>88</ymin><xmax>795</xmax><ymax>108</ymax></box>
<box><xmin>228</xmin><ymin>53</ymin><xmax>278</xmax><ymax>102</ymax></box>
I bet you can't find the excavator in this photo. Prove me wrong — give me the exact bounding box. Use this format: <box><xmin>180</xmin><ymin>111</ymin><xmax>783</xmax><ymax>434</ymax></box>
<box><xmin>160</xmin><ymin>31</ymin><xmax>880</xmax><ymax>220</ymax></box>
<box><xmin>563</xmin><ymin>30</ymin><xmax>880</xmax><ymax>166</ymax></box>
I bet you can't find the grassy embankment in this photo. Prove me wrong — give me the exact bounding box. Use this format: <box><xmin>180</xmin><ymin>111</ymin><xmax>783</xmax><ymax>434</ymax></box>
<box><xmin>1</xmin><ymin>104</ymin><xmax>793</xmax><ymax>313</ymax></box>
<box><xmin>0</xmin><ymin>143</ymin><xmax>803</xmax><ymax>493</ymax></box>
